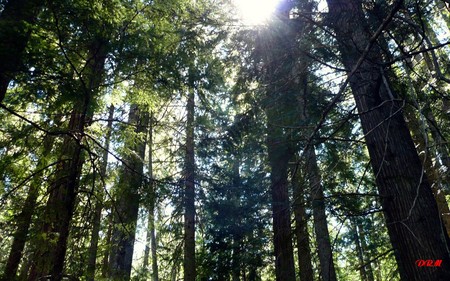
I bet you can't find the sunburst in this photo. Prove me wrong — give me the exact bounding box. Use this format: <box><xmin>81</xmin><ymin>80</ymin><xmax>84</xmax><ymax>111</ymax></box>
<box><xmin>233</xmin><ymin>0</ymin><xmax>281</xmax><ymax>25</ymax></box>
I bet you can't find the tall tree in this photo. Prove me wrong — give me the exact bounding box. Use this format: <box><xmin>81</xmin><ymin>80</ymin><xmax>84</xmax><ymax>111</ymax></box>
<box><xmin>353</xmin><ymin>220</ymin><xmax>375</xmax><ymax>281</ymax></box>
<box><xmin>1</xmin><ymin>128</ymin><xmax>57</xmax><ymax>281</ymax></box>
<box><xmin>28</xmin><ymin>29</ymin><xmax>109</xmax><ymax>280</ymax></box>
<box><xmin>306</xmin><ymin>147</ymin><xmax>338</xmax><ymax>281</ymax></box>
<box><xmin>292</xmin><ymin>1</ymin><xmax>338</xmax><ymax>278</ymax></box>
<box><xmin>259</xmin><ymin>3</ymin><xmax>299</xmax><ymax>280</ymax></box>
<box><xmin>291</xmin><ymin>164</ymin><xmax>314</xmax><ymax>281</ymax></box>
<box><xmin>184</xmin><ymin>88</ymin><xmax>196</xmax><ymax>281</ymax></box>
<box><xmin>142</xmin><ymin>112</ymin><xmax>159</xmax><ymax>281</ymax></box>
<box><xmin>325</xmin><ymin>0</ymin><xmax>450</xmax><ymax>279</ymax></box>
<box><xmin>86</xmin><ymin>104</ymin><xmax>115</xmax><ymax>281</ymax></box>
<box><xmin>108</xmin><ymin>104</ymin><xmax>149</xmax><ymax>280</ymax></box>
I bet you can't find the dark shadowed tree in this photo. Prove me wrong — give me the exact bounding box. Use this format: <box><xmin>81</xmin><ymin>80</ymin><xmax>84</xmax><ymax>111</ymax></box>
<box><xmin>0</xmin><ymin>0</ymin><xmax>42</xmax><ymax>102</ymax></box>
<box><xmin>325</xmin><ymin>0</ymin><xmax>450</xmax><ymax>279</ymax></box>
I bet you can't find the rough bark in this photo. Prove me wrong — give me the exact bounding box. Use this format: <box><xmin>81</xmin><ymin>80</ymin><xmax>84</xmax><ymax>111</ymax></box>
<box><xmin>86</xmin><ymin>104</ymin><xmax>114</xmax><ymax>281</ymax></box>
<box><xmin>0</xmin><ymin>0</ymin><xmax>41</xmax><ymax>102</ymax></box>
<box><xmin>108</xmin><ymin>105</ymin><xmax>149</xmax><ymax>280</ymax></box>
<box><xmin>184</xmin><ymin>89</ymin><xmax>196</xmax><ymax>281</ymax></box>
<box><xmin>326</xmin><ymin>0</ymin><xmax>450</xmax><ymax>279</ymax></box>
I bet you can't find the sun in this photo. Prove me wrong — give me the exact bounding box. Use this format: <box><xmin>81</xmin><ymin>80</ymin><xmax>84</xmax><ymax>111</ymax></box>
<box><xmin>233</xmin><ymin>0</ymin><xmax>281</xmax><ymax>25</ymax></box>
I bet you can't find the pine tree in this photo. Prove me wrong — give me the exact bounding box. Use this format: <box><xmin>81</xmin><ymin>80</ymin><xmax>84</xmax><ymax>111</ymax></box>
<box><xmin>325</xmin><ymin>0</ymin><xmax>450</xmax><ymax>279</ymax></box>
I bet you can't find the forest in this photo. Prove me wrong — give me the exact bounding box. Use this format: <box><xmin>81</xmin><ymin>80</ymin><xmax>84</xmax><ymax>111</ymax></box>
<box><xmin>1</xmin><ymin>0</ymin><xmax>450</xmax><ymax>280</ymax></box>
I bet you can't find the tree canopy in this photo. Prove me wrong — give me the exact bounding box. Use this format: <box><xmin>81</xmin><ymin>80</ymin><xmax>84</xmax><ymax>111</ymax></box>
<box><xmin>1</xmin><ymin>0</ymin><xmax>450</xmax><ymax>280</ymax></box>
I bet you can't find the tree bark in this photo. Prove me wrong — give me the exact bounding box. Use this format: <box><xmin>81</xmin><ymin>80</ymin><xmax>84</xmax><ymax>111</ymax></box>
<box><xmin>143</xmin><ymin>201</ymin><xmax>158</xmax><ymax>281</ymax></box>
<box><xmin>326</xmin><ymin>0</ymin><xmax>450</xmax><ymax>279</ymax></box>
<box><xmin>305</xmin><ymin>147</ymin><xmax>338</xmax><ymax>281</ymax></box>
<box><xmin>184</xmin><ymin>89</ymin><xmax>196</xmax><ymax>281</ymax></box>
<box><xmin>108</xmin><ymin>105</ymin><xmax>149</xmax><ymax>280</ymax></box>
<box><xmin>150</xmin><ymin>207</ymin><xmax>159</xmax><ymax>281</ymax></box>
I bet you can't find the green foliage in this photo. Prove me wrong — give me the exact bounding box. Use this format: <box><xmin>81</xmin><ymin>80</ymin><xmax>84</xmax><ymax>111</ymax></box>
<box><xmin>1</xmin><ymin>0</ymin><xmax>450</xmax><ymax>280</ymax></box>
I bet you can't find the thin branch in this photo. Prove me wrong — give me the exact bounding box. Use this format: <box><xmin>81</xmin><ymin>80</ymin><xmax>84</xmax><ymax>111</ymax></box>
<box><xmin>355</xmin><ymin>249</ymin><xmax>394</xmax><ymax>271</ymax></box>
<box><xmin>0</xmin><ymin>161</ymin><xmax>62</xmax><ymax>206</ymax></box>
<box><xmin>294</xmin><ymin>0</ymin><xmax>404</xmax><ymax>179</ymax></box>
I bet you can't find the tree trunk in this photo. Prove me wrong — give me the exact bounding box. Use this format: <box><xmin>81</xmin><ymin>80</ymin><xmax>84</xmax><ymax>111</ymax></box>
<box><xmin>404</xmin><ymin>102</ymin><xmax>450</xmax><ymax>236</ymax></box>
<box><xmin>401</xmin><ymin>12</ymin><xmax>450</xmax><ymax>192</ymax></box>
<box><xmin>18</xmin><ymin>253</ymin><xmax>31</xmax><ymax>281</ymax></box>
<box><xmin>143</xmin><ymin>112</ymin><xmax>159</xmax><ymax>281</ymax></box>
<box><xmin>354</xmin><ymin>223</ymin><xmax>367</xmax><ymax>281</ymax></box>
<box><xmin>357</xmin><ymin>222</ymin><xmax>375</xmax><ymax>281</ymax></box>
<box><xmin>261</xmin><ymin>3</ymin><xmax>297</xmax><ymax>280</ymax></box>
<box><xmin>305</xmin><ymin>147</ymin><xmax>338</xmax><ymax>281</ymax></box>
<box><xmin>2</xmin><ymin>131</ymin><xmax>55</xmax><ymax>281</ymax></box>
<box><xmin>0</xmin><ymin>0</ymin><xmax>41</xmax><ymax>102</ymax></box>
<box><xmin>171</xmin><ymin>244</ymin><xmax>182</xmax><ymax>281</ymax></box>
<box><xmin>108</xmin><ymin>105</ymin><xmax>149</xmax><ymax>280</ymax></box>
<box><xmin>184</xmin><ymin>89</ymin><xmax>196</xmax><ymax>281</ymax></box>
<box><xmin>266</xmin><ymin>116</ymin><xmax>296</xmax><ymax>281</ymax></box>
<box><xmin>231</xmin><ymin>238</ymin><xmax>241</xmax><ymax>281</ymax></box>
<box><xmin>231</xmin><ymin>156</ymin><xmax>241</xmax><ymax>281</ymax></box>
<box><xmin>86</xmin><ymin>104</ymin><xmax>114</xmax><ymax>281</ymax></box>
<box><xmin>101</xmin><ymin>213</ymin><xmax>113</xmax><ymax>278</ymax></box>
<box><xmin>143</xmin><ymin>200</ymin><xmax>158</xmax><ymax>281</ymax></box>
<box><xmin>150</xmin><ymin>207</ymin><xmax>159</xmax><ymax>281</ymax></box>
<box><xmin>424</xmin><ymin>106</ymin><xmax>450</xmax><ymax>191</ymax></box>
<box><xmin>326</xmin><ymin>1</ymin><xmax>450</xmax><ymax>279</ymax></box>
<box><xmin>291</xmin><ymin>165</ymin><xmax>314</xmax><ymax>281</ymax></box>
<box><xmin>28</xmin><ymin>109</ymin><xmax>86</xmax><ymax>281</ymax></box>
<box><xmin>353</xmin><ymin>221</ymin><xmax>375</xmax><ymax>281</ymax></box>
<box><xmin>27</xmin><ymin>36</ymin><xmax>108</xmax><ymax>281</ymax></box>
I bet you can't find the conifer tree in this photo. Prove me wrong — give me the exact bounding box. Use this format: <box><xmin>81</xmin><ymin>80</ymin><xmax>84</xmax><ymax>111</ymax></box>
<box><xmin>325</xmin><ymin>0</ymin><xmax>450</xmax><ymax>279</ymax></box>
